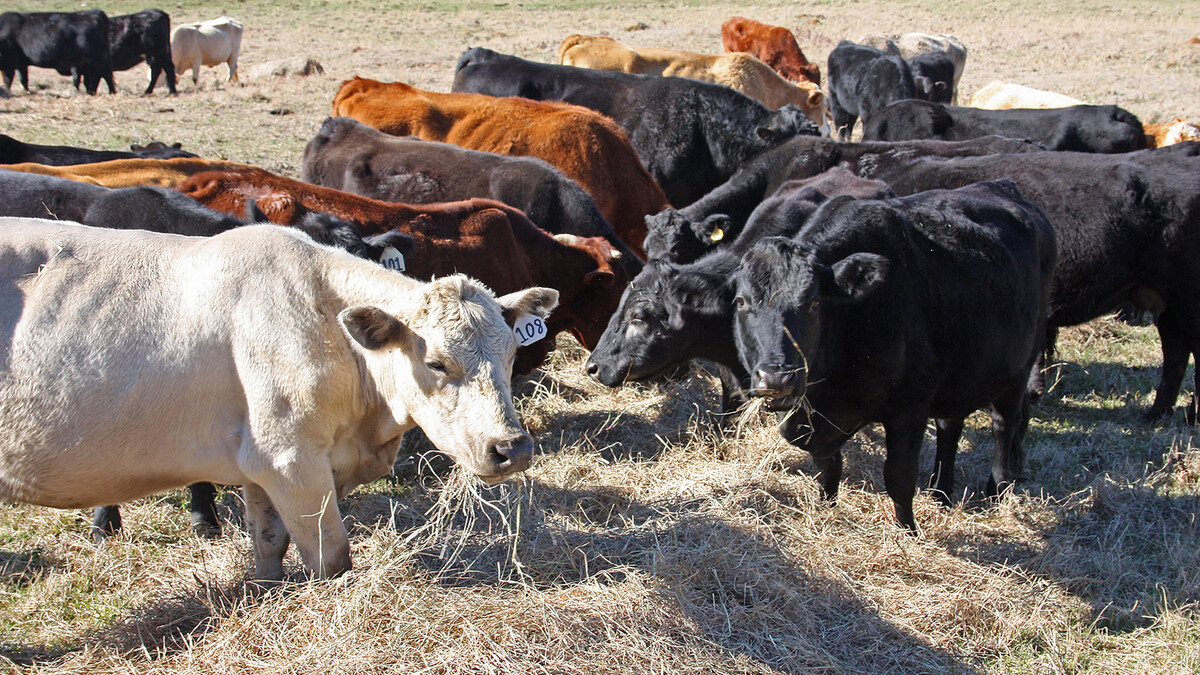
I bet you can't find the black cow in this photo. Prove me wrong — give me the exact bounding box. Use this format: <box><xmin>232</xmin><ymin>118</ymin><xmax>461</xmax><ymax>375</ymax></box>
<box><xmin>644</xmin><ymin>135</ymin><xmax>1042</xmax><ymax>263</ymax></box>
<box><xmin>451</xmin><ymin>47</ymin><xmax>819</xmax><ymax>207</ymax></box>
<box><xmin>733</xmin><ymin>181</ymin><xmax>1056</xmax><ymax>530</ymax></box>
<box><xmin>301</xmin><ymin>116</ymin><xmax>641</xmax><ymax>270</ymax></box>
<box><xmin>0</xmin><ymin>10</ymin><xmax>115</xmax><ymax>95</ymax></box>
<box><xmin>585</xmin><ymin>170</ymin><xmax>888</xmax><ymax>413</ymax></box>
<box><xmin>875</xmin><ymin>146</ymin><xmax>1200</xmax><ymax>422</ymax></box>
<box><xmin>863</xmin><ymin>100</ymin><xmax>1147</xmax><ymax>153</ymax></box>
<box><xmin>0</xmin><ymin>133</ymin><xmax>195</xmax><ymax>165</ymax></box>
<box><xmin>73</xmin><ymin>9</ymin><xmax>176</xmax><ymax>95</ymax></box>
<box><xmin>907</xmin><ymin>50</ymin><xmax>955</xmax><ymax>104</ymax></box>
<box><xmin>826</xmin><ymin>40</ymin><xmax>919</xmax><ymax>140</ymax></box>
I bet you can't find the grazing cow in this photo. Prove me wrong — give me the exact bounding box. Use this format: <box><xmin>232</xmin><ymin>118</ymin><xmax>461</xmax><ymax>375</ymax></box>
<box><xmin>167</xmin><ymin>16</ymin><xmax>242</xmax><ymax>87</ymax></box>
<box><xmin>643</xmin><ymin>135</ymin><xmax>1042</xmax><ymax>262</ymax></box>
<box><xmin>0</xmin><ymin>157</ymin><xmax>260</xmax><ymax>187</ymax></box>
<box><xmin>331</xmin><ymin>77</ymin><xmax>670</xmax><ymax>254</ymax></box>
<box><xmin>73</xmin><ymin>9</ymin><xmax>175</xmax><ymax>95</ymax></box>
<box><xmin>862</xmin><ymin>100</ymin><xmax>1147</xmax><ymax>153</ymax></box>
<box><xmin>0</xmin><ymin>10</ymin><xmax>115</xmax><ymax>95</ymax></box>
<box><xmin>858</xmin><ymin>33</ymin><xmax>967</xmax><ymax>102</ymax></box>
<box><xmin>1144</xmin><ymin>118</ymin><xmax>1200</xmax><ymax>148</ymax></box>
<box><xmin>0</xmin><ymin>218</ymin><xmax>556</xmax><ymax>579</ymax></box>
<box><xmin>732</xmin><ymin>180</ymin><xmax>1055</xmax><ymax>530</ymax></box>
<box><xmin>968</xmin><ymin>80</ymin><xmax>1084</xmax><ymax>110</ymax></box>
<box><xmin>451</xmin><ymin>48</ymin><xmax>818</xmax><ymax>207</ymax></box>
<box><xmin>721</xmin><ymin>16</ymin><xmax>820</xmax><ymax>85</ymax></box>
<box><xmin>826</xmin><ymin>40</ymin><xmax>920</xmax><ymax>140</ymax></box>
<box><xmin>584</xmin><ymin>172</ymin><xmax>887</xmax><ymax>413</ymax></box>
<box><xmin>875</xmin><ymin>148</ymin><xmax>1200</xmax><ymax>422</ymax></box>
<box><xmin>300</xmin><ymin>116</ymin><xmax>641</xmax><ymax>266</ymax></box>
<box><xmin>555</xmin><ymin>35</ymin><xmax>828</xmax><ymax>121</ymax></box>
<box><xmin>176</xmin><ymin>167</ymin><xmax>631</xmax><ymax>373</ymax></box>
<box><xmin>0</xmin><ymin>133</ymin><xmax>194</xmax><ymax>165</ymax></box>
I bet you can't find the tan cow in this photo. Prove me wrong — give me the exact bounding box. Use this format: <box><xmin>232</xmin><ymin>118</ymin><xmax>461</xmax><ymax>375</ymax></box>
<box><xmin>0</xmin><ymin>218</ymin><xmax>556</xmax><ymax>580</ymax></box>
<box><xmin>969</xmin><ymin>81</ymin><xmax>1085</xmax><ymax>110</ymax></box>
<box><xmin>166</xmin><ymin>16</ymin><xmax>243</xmax><ymax>86</ymax></box>
<box><xmin>556</xmin><ymin>35</ymin><xmax>829</xmax><ymax>128</ymax></box>
<box><xmin>0</xmin><ymin>157</ymin><xmax>260</xmax><ymax>188</ymax></box>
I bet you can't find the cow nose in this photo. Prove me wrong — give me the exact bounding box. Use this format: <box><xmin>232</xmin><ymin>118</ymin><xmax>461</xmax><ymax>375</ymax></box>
<box><xmin>754</xmin><ymin>366</ymin><xmax>798</xmax><ymax>396</ymax></box>
<box><xmin>486</xmin><ymin>435</ymin><xmax>534</xmax><ymax>476</ymax></box>
<box><xmin>585</xmin><ymin>358</ymin><xmax>600</xmax><ymax>378</ymax></box>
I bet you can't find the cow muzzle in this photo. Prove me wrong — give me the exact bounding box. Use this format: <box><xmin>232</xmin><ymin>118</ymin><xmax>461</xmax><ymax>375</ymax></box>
<box><xmin>751</xmin><ymin>365</ymin><xmax>805</xmax><ymax>411</ymax></box>
<box><xmin>474</xmin><ymin>434</ymin><xmax>534</xmax><ymax>483</ymax></box>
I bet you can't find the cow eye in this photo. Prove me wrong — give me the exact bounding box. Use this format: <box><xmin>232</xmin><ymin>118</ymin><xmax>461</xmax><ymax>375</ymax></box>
<box><xmin>734</xmin><ymin>296</ymin><xmax>747</xmax><ymax>310</ymax></box>
<box><xmin>809</xmin><ymin>299</ymin><xmax>820</xmax><ymax>311</ymax></box>
<box><xmin>631</xmin><ymin>309</ymin><xmax>647</xmax><ymax>323</ymax></box>
<box><xmin>425</xmin><ymin>360</ymin><xmax>447</xmax><ymax>374</ymax></box>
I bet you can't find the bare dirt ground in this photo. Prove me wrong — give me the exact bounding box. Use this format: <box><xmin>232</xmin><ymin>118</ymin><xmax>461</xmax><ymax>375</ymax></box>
<box><xmin>1</xmin><ymin>1</ymin><xmax>1198</xmax><ymax>673</ymax></box>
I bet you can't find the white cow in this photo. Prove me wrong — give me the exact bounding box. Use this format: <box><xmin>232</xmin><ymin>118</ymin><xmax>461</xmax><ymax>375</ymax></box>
<box><xmin>858</xmin><ymin>33</ymin><xmax>968</xmax><ymax>103</ymax></box>
<box><xmin>169</xmin><ymin>16</ymin><xmax>243</xmax><ymax>86</ymax></box>
<box><xmin>969</xmin><ymin>81</ymin><xmax>1085</xmax><ymax>110</ymax></box>
<box><xmin>0</xmin><ymin>219</ymin><xmax>557</xmax><ymax>580</ymax></box>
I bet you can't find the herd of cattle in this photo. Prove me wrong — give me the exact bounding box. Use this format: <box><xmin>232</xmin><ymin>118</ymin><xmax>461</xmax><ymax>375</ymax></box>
<box><xmin>0</xmin><ymin>9</ymin><xmax>1198</xmax><ymax>580</ymax></box>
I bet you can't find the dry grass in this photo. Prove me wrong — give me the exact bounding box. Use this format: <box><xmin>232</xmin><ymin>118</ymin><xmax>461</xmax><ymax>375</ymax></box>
<box><xmin>1</xmin><ymin>1</ymin><xmax>1199</xmax><ymax>673</ymax></box>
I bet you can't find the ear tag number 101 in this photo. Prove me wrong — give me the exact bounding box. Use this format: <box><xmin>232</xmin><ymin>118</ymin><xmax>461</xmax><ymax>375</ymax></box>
<box><xmin>513</xmin><ymin>313</ymin><xmax>547</xmax><ymax>346</ymax></box>
<box><xmin>380</xmin><ymin>247</ymin><xmax>406</xmax><ymax>273</ymax></box>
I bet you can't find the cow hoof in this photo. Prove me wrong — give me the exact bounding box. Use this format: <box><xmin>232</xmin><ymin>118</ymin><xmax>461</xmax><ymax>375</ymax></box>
<box><xmin>190</xmin><ymin>515</ymin><xmax>221</xmax><ymax>539</ymax></box>
<box><xmin>1142</xmin><ymin>405</ymin><xmax>1173</xmax><ymax>425</ymax></box>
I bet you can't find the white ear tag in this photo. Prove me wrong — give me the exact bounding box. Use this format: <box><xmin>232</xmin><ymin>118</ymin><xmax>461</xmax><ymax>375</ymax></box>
<box><xmin>379</xmin><ymin>246</ymin><xmax>406</xmax><ymax>273</ymax></box>
<box><xmin>512</xmin><ymin>313</ymin><xmax>548</xmax><ymax>346</ymax></box>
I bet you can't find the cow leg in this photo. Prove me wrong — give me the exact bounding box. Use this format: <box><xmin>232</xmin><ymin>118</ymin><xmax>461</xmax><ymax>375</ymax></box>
<box><xmin>242</xmin><ymin>483</ymin><xmax>291</xmax><ymax>581</ymax></box>
<box><xmin>779</xmin><ymin>410</ymin><xmax>850</xmax><ymax>501</ymax></box>
<box><xmin>812</xmin><ymin>450</ymin><xmax>843</xmax><ymax>501</ymax></box>
<box><xmin>103</xmin><ymin>70</ymin><xmax>116</xmax><ymax>95</ymax></box>
<box><xmin>17</xmin><ymin>67</ymin><xmax>28</xmax><ymax>92</ymax></box>
<box><xmin>1146</xmin><ymin>309</ymin><xmax>1189</xmax><ymax>422</ymax></box>
<box><xmin>83</xmin><ymin>71</ymin><xmax>99</xmax><ymax>96</ymax></box>
<box><xmin>163</xmin><ymin>59</ymin><xmax>178</xmax><ymax>95</ymax></box>
<box><xmin>882</xmin><ymin>412</ymin><xmax>927</xmax><ymax>531</ymax></box>
<box><xmin>72</xmin><ymin>69</ymin><xmax>81</xmax><ymax>90</ymax></box>
<box><xmin>188</xmin><ymin>482</ymin><xmax>221</xmax><ymax>537</ymax></box>
<box><xmin>829</xmin><ymin>99</ymin><xmax>857</xmax><ymax>142</ymax></box>
<box><xmin>248</xmin><ymin>457</ymin><xmax>352</xmax><ymax>579</ymax></box>
<box><xmin>91</xmin><ymin>505</ymin><xmax>122</xmax><ymax>544</ymax></box>
<box><xmin>929</xmin><ymin>417</ymin><xmax>964</xmax><ymax>507</ymax></box>
<box><xmin>228</xmin><ymin>57</ymin><xmax>239</xmax><ymax>83</ymax></box>
<box><xmin>2</xmin><ymin>69</ymin><xmax>13</xmax><ymax>91</ymax></box>
<box><xmin>988</xmin><ymin>387</ymin><xmax>1030</xmax><ymax>497</ymax></box>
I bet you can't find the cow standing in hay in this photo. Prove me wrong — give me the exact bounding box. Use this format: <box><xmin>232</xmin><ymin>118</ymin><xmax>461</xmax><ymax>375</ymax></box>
<box><xmin>0</xmin><ymin>218</ymin><xmax>557</xmax><ymax>579</ymax></box>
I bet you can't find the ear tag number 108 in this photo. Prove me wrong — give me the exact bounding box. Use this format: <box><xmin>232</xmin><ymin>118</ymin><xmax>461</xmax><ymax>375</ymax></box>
<box><xmin>513</xmin><ymin>313</ymin><xmax>547</xmax><ymax>346</ymax></box>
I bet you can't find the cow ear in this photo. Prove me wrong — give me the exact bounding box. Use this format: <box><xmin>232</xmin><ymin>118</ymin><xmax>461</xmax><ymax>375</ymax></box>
<box><xmin>171</xmin><ymin>142</ymin><xmax>182</xmax><ymax>149</ymax></box>
<box><xmin>498</xmin><ymin>287</ymin><xmax>560</xmax><ymax>325</ymax></box>
<box><xmin>340</xmin><ymin>306</ymin><xmax>410</xmax><ymax>351</ymax></box>
<box><xmin>694</xmin><ymin>214</ymin><xmax>731</xmax><ymax>243</ymax></box>
<box><xmin>807</xmin><ymin>89</ymin><xmax>825</xmax><ymax>108</ymax></box>
<box><xmin>823</xmin><ymin>253</ymin><xmax>888</xmax><ymax>302</ymax></box>
<box><xmin>363</xmin><ymin>230</ymin><xmax>415</xmax><ymax>260</ymax></box>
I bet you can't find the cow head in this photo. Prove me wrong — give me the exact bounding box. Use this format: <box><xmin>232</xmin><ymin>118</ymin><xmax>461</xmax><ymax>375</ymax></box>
<box><xmin>643</xmin><ymin>208</ymin><xmax>732</xmax><ymax>263</ymax></box>
<box><xmin>757</xmin><ymin>104</ymin><xmax>820</xmax><ymax>146</ymax></box>
<box><xmin>340</xmin><ymin>276</ymin><xmax>558</xmax><ymax>482</ymax></box>
<box><xmin>734</xmin><ymin>237</ymin><xmax>887</xmax><ymax>410</ymax></box>
<box><xmin>585</xmin><ymin>257</ymin><xmax>735</xmax><ymax>386</ymax></box>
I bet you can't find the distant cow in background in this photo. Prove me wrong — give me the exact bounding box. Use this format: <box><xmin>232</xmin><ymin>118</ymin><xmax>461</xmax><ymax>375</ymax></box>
<box><xmin>826</xmin><ymin>40</ymin><xmax>920</xmax><ymax>140</ymax></box>
<box><xmin>859</xmin><ymin>32</ymin><xmax>967</xmax><ymax>103</ymax></box>
<box><xmin>0</xmin><ymin>133</ymin><xmax>194</xmax><ymax>164</ymax></box>
<box><xmin>167</xmin><ymin>16</ymin><xmax>242</xmax><ymax>87</ymax></box>
<box><xmin>556</xmin><ymin>34</ymin><xmax>828</xmax><ymax>122</ymax></box>
<box><xmin>0</xmin><ymin>10</ymin><xmax>115</xmax><ymax>95</ymax></box>
<box><xmin>721</xmin><ymin>16</ymin><xmax>820</xmax><ymax>85</ymax></box>
<box><xmin>969</xmin><ymin>81</ymin><xmax>1085</xmax><ymax>109</ymax></box>
<box><xmin>75</xmin><ymin>8</ymin><xmax>175</xmax><ymax>95</ymax></box>
<box><xmin>1143</xmin><ymin>118</ymin><xmax>1200</xmax><ymax>148</ymax></box>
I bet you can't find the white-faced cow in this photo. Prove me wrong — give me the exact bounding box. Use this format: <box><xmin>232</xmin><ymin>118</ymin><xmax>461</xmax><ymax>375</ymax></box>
<box><xmin>0</xmin><ymin>218</ymin><xmax>555</xmax><ymax>579</ymax></box>
<box><xmin>0</xmin><ymin>10</ymin><xmax>115</xmax><ymax>95</ymax></box>
<box><xmin>732</xmin><ymin>181</ymin><xmax>1056</xmax><ymax>530</ymax></box>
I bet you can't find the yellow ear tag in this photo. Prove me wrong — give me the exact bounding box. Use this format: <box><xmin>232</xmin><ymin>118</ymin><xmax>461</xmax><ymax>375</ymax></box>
<box><xmin>709</xmin><ymin>227</ymin><xmax>725</xmax><ymax>242</ymax></box>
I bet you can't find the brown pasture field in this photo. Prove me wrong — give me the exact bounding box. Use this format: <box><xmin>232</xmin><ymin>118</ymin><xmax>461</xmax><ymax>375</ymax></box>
<box><xmin>1</xmin><ymin>1</ymin><xmax>1199</xmax><ymax>673</ymax></box>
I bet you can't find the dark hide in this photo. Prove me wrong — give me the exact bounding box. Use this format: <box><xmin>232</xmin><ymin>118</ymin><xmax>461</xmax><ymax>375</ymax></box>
<box><xmin>451</xmin><ymin>47</ymin><xmax>819</xmax><ymax>207</ymax></box>
<box><xmin>825</xmin><ymin>40</ymin><xmax>918</xmax><ymax>140</ymax></box>
<box><xmin>863</xmin><ymin>100</ymin><xmax>1147</xmax><ymax>153</ymax></box>
<box><xmin>0</xmin><ymin>10</ymin><xmax>115</xmax><ymax>94</ymax></box>
<box><xmin>733</xmin><ymin>180</ymin><xmax>1056</xmax><ymax>529</ymax></box>
<box><xmin>0</xmin><ymin>133</ymin><xmax>194</xmax><ymax>165</ymax></box>
<box><xmin>907</xmin><ymin>50</ymin><xmax>955</xmax><ymax>104</ymax></box>
<box><xmin>74</xmin><ymin>9</ymin><xmax>176</xmax><ymax>95</ymax></box>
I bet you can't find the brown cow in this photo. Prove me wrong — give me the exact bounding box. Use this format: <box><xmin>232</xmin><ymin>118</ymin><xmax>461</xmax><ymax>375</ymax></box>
<box><xmin>176</xmin><ymin>167</ymin><xmax>629</xmax><ymax>374</ymax></box>
<box><xmin>0</xmin><ymin>157</ymin><xmax>259</xmax><ymax>187</ymax></box>
<box><xmin>721</xmin><ymin>16</ymin><xmax>820</xmax><ymax>86</ymax></box>
<box><xmin>330</xmin><ymin>76</ymin><xmax>669</xmax><ymax>257</ymax></box>
<box><xmin>1143</xmin><ymin>118</ymin><xmax>1200</xmax><ymax>148</ymax></box>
